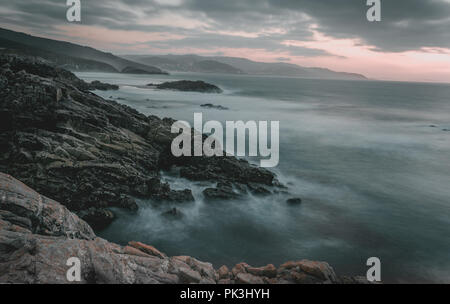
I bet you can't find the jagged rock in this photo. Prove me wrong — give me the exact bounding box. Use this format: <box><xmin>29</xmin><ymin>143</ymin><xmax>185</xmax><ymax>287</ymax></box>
<box><xmin>0</xmin><ymin>54</ymin><xmax>276</xmax><ymax>227</ymax></box>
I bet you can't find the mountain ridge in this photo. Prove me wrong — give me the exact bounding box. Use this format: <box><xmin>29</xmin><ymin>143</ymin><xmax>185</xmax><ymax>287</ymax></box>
<box><xmin>124</xmin><ymin>54</ymin><xmax>367</xmax><ymax>80</ymax></box>
<box><xmin>0</xmin><ymin>27</ymin><xmax>167</xmax><ymax>74</ymax></box>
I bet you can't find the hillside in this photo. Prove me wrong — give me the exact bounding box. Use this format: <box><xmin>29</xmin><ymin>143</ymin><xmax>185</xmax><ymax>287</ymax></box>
<box><xmin>0</xmin><ymin>27</ymin><xmax>167</xmax><ymax>74</ymax></box>
<box><xmin>125</xmin><ymin>54</ymin><xmax>243</xmax><ymax>74</ymax></box>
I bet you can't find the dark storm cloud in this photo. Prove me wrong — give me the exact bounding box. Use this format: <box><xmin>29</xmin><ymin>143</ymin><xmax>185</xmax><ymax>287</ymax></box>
<box><xmin>183</xmin><ymin>0</ymin><xmax>450</xmax><ymax>51</ymax></box>
<box><xmin>1</xmin><ymin>0</ymin><xmax>449</xmax><ymax>54</ymax></box>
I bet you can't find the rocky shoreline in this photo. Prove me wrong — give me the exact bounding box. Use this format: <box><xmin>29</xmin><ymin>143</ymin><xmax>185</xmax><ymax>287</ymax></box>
<box><xmin>0</xmin><ymin>54</ymin><xmax>367</xmax><ymax>283</ymax></box>
<box><xmin>0</xmin><ymin>173</ymin><xmax>367</xmax><ymax>283</ymax></box>
<box><xmin>0</xmin><ymin>54</ymin><xmax>277</xmax><ymax>229</ymax></box>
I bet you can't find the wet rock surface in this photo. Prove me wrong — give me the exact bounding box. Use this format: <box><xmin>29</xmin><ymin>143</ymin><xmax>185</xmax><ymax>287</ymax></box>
<box><xmin>0</xmin><ymin>173</ymin><xmax>366</xmax><ymax>283</ymax></box>
<box><xmin>0</xmin><ymin>54</ymin><xmax>276</xmax><ymax>227</ymax></box>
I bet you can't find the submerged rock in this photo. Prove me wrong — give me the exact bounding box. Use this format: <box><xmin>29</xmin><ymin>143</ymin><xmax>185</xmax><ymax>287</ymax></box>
<box><xmin>286</xmin><ymin>198</ymin><xmax>302</xmax><ymax>205</ymax></box>
<box><xmin>148</xmin><ymin>80</ymin><xmax>222</xmax><ymax>93</ymax></box>
<box><xmin>162</xmin><ymin>207</ymin><xmax>184</xmax><ymax>219</ymax></box>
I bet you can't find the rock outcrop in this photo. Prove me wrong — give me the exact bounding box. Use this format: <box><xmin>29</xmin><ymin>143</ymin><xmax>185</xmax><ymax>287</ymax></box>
<box><xmin>0</xmin><ymin>173</ymin><xmax>367</xmax><ymax>284</ymax></box>
<box><xmin>0</xmin><ymin>54</ymin><xmax>276</xmax><ymax>228</ymax></box>
<box><xmin>200</xmin><ymin>103</ymin><xmax>229</xmax><ymax>110</ymax></box>
<box><xmin>87</xmin><ymin>80</ymin><xmax>119</xmax><ymax>91</ymax></box>
<box><xmin>148</xmin><ymin>80</ymin><xmax>222</xmax><ymax>93</ymax></box>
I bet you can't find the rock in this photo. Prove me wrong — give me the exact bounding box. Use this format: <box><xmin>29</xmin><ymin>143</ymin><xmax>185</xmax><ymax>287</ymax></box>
<box><xmin>178</xmin><ymin>267</ymin><xmax>202</xmax><ymax>283</ymax></box>
<box><xmin>218</xmin><ymin>265</ymin><xmax>230</xmax><ymax>279</ymax></box>
<box><xmin>200</xmin><ymin>103</ymin><xmax>229</xmax><ymax>110</ymax></box>
<box><xmin>154</xmin><ymin>189</ymin><xmax>195</xmax><ymax>203</ymax></box>
<box><xmin>77</xmin><ymin>207</ymin><xmax>115</xmax><ymax>230</ymax></box>
<box><xmin>290</xmin><ymin>271</ymin><xmax>322</xmax><ymax>284</ymax></box>
<box><xmin>148</xmin><ymin>80</ymin><xmax>222</xmax><ymax>93</ymax></box>
<box><xmin>0</xmin><ymin>173</ymin><xmax>95</xmax><ymax>240</ymax></box>
<box><xmin>88</xmin><ymin>80</ymin><xmax>119</xmax><ymax>91</ymax></box>
<box><xmin>235</xmin><ymin>273</ymin><xmax>264</xmax><ymax>284</ymax></box>
<box><xmin>443</xmin><ymin>129</ymin><xmax>450</xmax><ymax>132</ymax></box>
<box><xmin>292</xmin><ymin>260</ymin><xmax>338</xmax><ymax>283</ymax></box>
<box><xmin>247</xmin><ymin>264</ymin><xmax>277</xmax><ymax>278</ymax></box>
<box><xmin>203</xmin><ymin>186</ymin><xmax>241</xmax><ymax>200</ymax></box>
<box><xmin>122</xmin><ymin>66</ymin><xmax>167</xmax><ymax>75</ymax></box>
<box><xmin>123</xmin><ymin>245</ymin><xmax>152</xmax><ymax>258</ymax></box>
<box><xmin>128</xmin><ymin>241</ymin><xmax>167</xmax><ymax>259</ymax></box>
<box><xmin>286</xmin><ymin>198</ymin><xmax>302</xmax><ymax>205</ymax></box>
<box><xmin>231</xmin><ymin>263</ymin><xmax>249</xmax><ymax>277</ymax></box>
<box><xmin>248</xmin><ymin>183</ymin><xmax>271</xmax><ymax>196</ymax></box>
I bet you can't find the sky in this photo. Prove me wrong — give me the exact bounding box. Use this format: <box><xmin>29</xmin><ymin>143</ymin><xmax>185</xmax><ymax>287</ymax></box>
<box><xmin>0</xmin><ymin>0</ymin><xmax>450</xmax><ymax>82</ymax></box>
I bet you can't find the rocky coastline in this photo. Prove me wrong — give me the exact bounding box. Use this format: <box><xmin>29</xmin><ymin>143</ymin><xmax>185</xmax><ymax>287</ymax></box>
<box><xmin>0</xmin><ymin>54</ymin><xmax>275</xmax><ymax>229</ymax></box>
<box><xmin>0</xmin><ymin>172</ymin><xmax>367</xmax><ymax>284</ymax></box>
<box><xmin>0</xmin><ymin>54</ymin><xmax>366</xmax><ymax>283</ymax></box>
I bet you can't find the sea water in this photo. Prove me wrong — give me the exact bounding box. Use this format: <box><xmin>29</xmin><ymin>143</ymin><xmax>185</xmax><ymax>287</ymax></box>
<box><xmin>76</xmin><ymin>71</ymin><xmax>450</xmax><ymax>283</ymax></box>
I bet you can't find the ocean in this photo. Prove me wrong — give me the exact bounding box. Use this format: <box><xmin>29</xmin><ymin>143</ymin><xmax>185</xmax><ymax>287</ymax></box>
<box><xmin>76</xmin><ymin>71</ymin><xmax>450</xmax><ymax>283</ymax></box>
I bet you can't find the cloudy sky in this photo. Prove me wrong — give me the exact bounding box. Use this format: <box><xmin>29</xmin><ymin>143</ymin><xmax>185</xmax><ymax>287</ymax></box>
<box><xmin>1</xmin><ymin>0</ymin><xmax>450</xmax><ymax>82</ymax></box>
